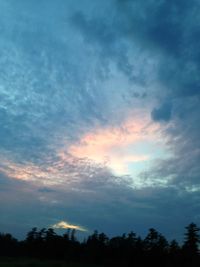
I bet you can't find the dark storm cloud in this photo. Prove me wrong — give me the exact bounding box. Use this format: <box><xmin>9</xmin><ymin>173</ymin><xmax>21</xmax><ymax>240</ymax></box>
<box><xmin>123</xmin><ymin>0</ymin><xmax>200</xmax><ymax>109</ymax></box>
<box><xmin>71</xmin><ymin>0</ymin><xmax>200</xmax><ymax>102</ymax></box>
<box><xmin>38</xmin><ymin>187</ymin><xmax>57</xmax><ymax>193</ymax></box>
<box><xmin>70</xmin><ymin>11</ymin><xmax>134</xmax><ymax>80</ymax></box>
<box><xmin>71</xmin><ymin>0</ymin><xmax>200</xmax><ymax>188</ymax></box>
<box><xmin>1</xmin><ymin>168</ymin><xmax>199</xmax><ymax>241</ymax></box>
<box><xmin>151</xmin><ymin>102</ymin><xmax>172</xmax><ymax>122</ymax></box>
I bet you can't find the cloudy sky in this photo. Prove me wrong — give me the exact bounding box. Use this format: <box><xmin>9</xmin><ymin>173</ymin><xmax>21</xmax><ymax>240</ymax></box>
<box><xmin>0</xmin><ymin>0</ymin><xmax>200</xmax><ymax>241</ymax></box>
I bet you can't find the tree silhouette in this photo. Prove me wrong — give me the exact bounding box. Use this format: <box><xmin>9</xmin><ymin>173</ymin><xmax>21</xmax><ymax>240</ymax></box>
<box><xmin>144</xmin><ymin>228</ymin><xmax>168</xmax><ymax>266</ymax></box>
<box><xmin>26</xmin><ymin>227</ymin><xmax>38</xmax><ymax>243</ymax></box>
<box><xmin>183</xmin><ymin>223</ymin><xmax>200</xmax><ymax>254</ymax></box>
<box><xmin>182</xmin><ymin>222</ymin><xmax>200</xmax><ymax>266</ymax></box>
<box><xmin>0</xmin><ymin>223</ymin><xmax>200</xmax><ymax>266</ymax></box>
<box><xmin>144</xmin><ymin>228</ymin><xmax>168</xmax><ymax>251</ymax></box>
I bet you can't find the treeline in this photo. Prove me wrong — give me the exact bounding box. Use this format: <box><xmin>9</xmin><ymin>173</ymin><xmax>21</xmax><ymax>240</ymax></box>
<box><xmin>0</xmin><ymin>223</ymin><xmax>200</xmax><ymax>266</ymax></box>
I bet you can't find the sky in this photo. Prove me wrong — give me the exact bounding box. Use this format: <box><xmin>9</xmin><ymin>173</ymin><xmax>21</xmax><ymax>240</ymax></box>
<box><xmin>0</xmin><ymin>0</ymin><xmax>200</xmax><ymax>241</ymax></box>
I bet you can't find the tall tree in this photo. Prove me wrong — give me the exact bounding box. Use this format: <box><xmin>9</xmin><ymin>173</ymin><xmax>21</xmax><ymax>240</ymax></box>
<box><xmin>183</xmin><ymin>222</ymin><xmax>200</xmax><ymax>256</ymax></box>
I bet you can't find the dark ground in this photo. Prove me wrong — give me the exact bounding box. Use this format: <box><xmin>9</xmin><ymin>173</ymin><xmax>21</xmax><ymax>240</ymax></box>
<box><xmin>0</xmin><ymin>259</ymin><xmax>102</xmax><ymax>267</ymax></box>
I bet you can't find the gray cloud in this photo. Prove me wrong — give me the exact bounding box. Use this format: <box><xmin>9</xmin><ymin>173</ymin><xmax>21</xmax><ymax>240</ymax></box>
<box><xmin>1</xmin><ymin>170</ymin><xmax>199</xmax><ymax>241</ymax></box>
<box><xmin>151</xmin><ymin>102</ymin><xmax>172</xmax><ymax>122</ymax></box>
<box><xmin>0</xmin><ymin>0</ymin><xmax>200</xmax><ymax>240</ymax></box>
<box><xmin>70</xmin><ymin>0</ymin><xmax>200</xmax><ymax>190</ymax></box>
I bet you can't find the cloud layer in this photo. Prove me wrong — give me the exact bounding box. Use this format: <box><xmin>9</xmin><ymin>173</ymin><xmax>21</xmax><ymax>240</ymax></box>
<box><xmin>0</xmin><ymin>0</ymin><xmax>200</xmax><ymax>239</ymax></box>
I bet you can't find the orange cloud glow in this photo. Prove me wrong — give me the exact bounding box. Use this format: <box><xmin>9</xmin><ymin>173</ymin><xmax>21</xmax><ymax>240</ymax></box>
<box><xmin>62</xmin><ymin>114</ymin><xmax>161</xmax><ymax>175</ymax></box>
<box><xmin>52</xmin><ymin>221</ymin><xmax>87</xmax><ymax>232</ymax></box>
<box><xmin>0</xmin><ymin>156</ymin><xmax>75</xmax><ymax>186</ymax></box>
<box><xmin>0</xmin><ymin>112</ymin><xmax>165</xmax><ymax>185</ymax></box>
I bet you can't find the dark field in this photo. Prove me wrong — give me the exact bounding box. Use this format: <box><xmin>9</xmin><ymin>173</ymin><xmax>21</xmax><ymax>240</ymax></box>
<box><xmin>0</xmin><ymin>259</ymin><xmax>101</xmax><ymax>267</ymax></box>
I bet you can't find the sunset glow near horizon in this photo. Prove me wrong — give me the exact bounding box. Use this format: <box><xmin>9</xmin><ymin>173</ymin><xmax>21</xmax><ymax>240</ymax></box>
<box><xmin>0</xmin><ymin>112</ymin><xmax>169</xmax><ymax>188</ymax></box>
<box><xmin>0</xmin><ymin>0</ymin><xmax>200</xmax><ymax>240</ymax></box>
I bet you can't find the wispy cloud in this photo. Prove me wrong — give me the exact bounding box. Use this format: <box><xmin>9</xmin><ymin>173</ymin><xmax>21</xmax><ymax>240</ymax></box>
<box><xmin>52</xmin><ymin>221</ymin><xmax>87</xmax><ymax>232</ymax></box>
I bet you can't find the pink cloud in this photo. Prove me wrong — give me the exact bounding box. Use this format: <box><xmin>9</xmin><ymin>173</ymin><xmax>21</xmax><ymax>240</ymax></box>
<box><xmin>65</xmin><ymin>114</ymin><xmax>161</xmax><ymax>175</ymax></box>
<box><xmin>0</xmin><ymin>112</ymin><xmax>166</xmax><ymax>186</ymax></box>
